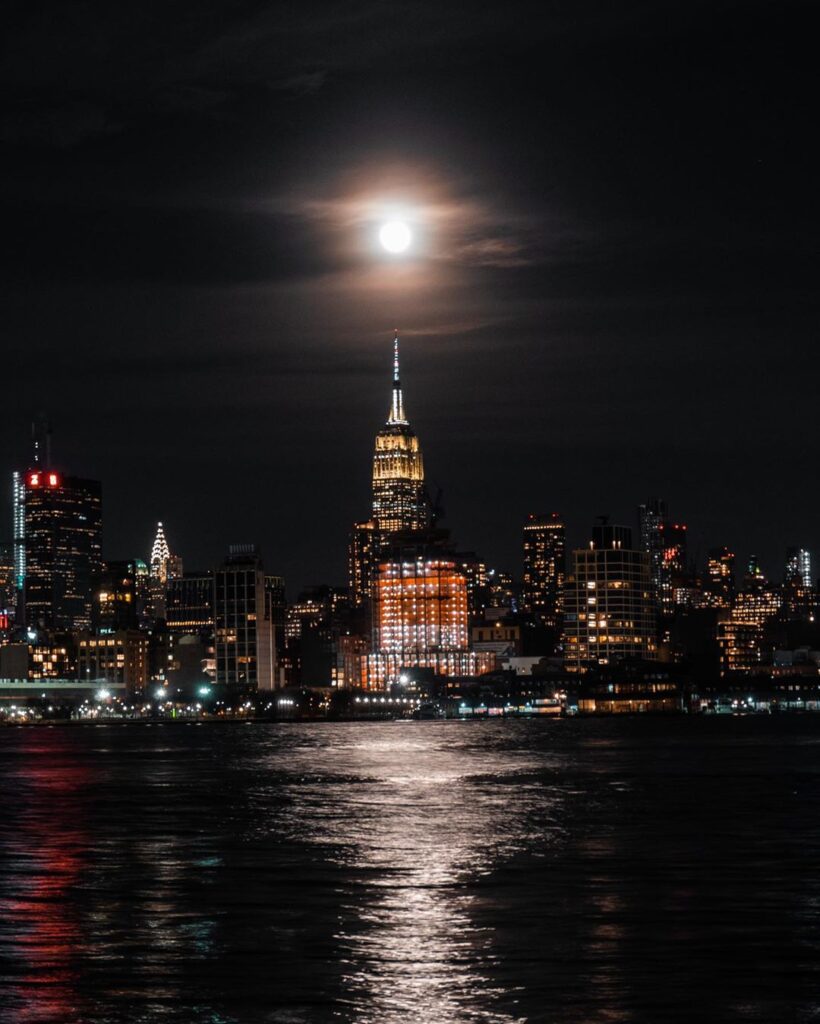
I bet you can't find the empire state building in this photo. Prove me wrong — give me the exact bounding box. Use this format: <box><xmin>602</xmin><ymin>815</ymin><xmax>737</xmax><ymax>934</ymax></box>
<box><xmin>371</xmin><ymin>334</ymin><xmax>430</xmax><ymax>536</ymax></box>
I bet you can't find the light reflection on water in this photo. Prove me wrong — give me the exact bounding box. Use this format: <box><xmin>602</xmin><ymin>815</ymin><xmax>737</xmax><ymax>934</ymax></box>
<box><xmin>0</xmin><ymin>718</ymin><xmax>819</xmax><ymax>1024</ymax></box>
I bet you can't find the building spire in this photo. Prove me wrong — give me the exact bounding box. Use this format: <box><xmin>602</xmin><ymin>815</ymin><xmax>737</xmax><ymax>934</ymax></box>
<box><xmin>387</xmin><ymin>331</ymin><xmax>408</xmax><ymax>425</ymax></box>
<box><xmin>150</xmin><ymin>521</ymin><xmax>170</xmax><ymax>583</ymax></box>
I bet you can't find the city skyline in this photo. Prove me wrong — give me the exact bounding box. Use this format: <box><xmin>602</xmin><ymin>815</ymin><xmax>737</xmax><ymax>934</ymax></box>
<box><xmin>1</xmin><ymin>1</ymin><xmax>817</xmax><ymax>592</ymax></box>
<box><xmin>2</xmin><ymin>7</ymin><xmax>818</xmax><ymax>1023</ymax></box>
<box><xmin>3</xmin><ymin>337</ymin><xmax>818</xmax><ymax>597</ymax></box>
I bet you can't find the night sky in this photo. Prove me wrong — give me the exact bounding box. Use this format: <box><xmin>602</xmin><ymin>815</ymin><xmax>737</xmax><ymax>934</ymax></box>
<box><xmin>1</xmin><ymin>1</ymin><xmax>817</xmax><ymax>593</ymax></box>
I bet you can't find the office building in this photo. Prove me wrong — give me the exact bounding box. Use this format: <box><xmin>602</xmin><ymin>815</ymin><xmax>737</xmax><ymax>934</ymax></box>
<box><xmin>13</xmin><ymin>467</ymin><xmax>102</xmax><ymax>632</ymax></box>
<box><xmin>348</xmin><ymin>519</ymin><xmax>377</xmax><ymax>609</ymax></box>
<box><xmin>92</xmin><ymin>560</ymin><xmax>140</xmax><ymax>633</ymax></box>
<box><xmin>785</xmin><ymin>547</ymin><xmax>812</xmax><ymax>589</ymax></box>
<box><xmin>702</xmin><ymin>546</ymin><xmax>735</xmax><ymax>608</ymax></box>
<box><xmin>718</xmin><ymin>584</ymin><xmax>782</xmax><ymax>674</ymax></box>
<box><xmin>166</xmin><ymin>573</ymin><xmax>215</xmax><ymax>635</ymax></box>
<box><xmin>563</xmin><ymin>522</ymin><xmax>657</xmax><ymax>672</ymax></box>
<box><xmin>77</xmin><ymin>630</ymin><xmax>149</xmax><ymax>693</ymax></box>
<box><xmin>371</xmin><ymin>335</ymin><xmax>430</xmax><ymax>537</ymax></box>
<box><xmin>638</xmin><ymin>497</ymin><xmax>668</xmax><ymax>613</ymax></box>
<box><xmin>522</xmin><ymin>512</ymin><xmax>565</xmax><ymax>630</ymax></box>
<box><xmin>213</xmin><ymin>546</ymin><xmax>275</xmax><ymax>692</ymax></box>
<box><xmin>362</xmin><ymin>545</ymin><xmax>495</xmax><ymax>688</ymax></box>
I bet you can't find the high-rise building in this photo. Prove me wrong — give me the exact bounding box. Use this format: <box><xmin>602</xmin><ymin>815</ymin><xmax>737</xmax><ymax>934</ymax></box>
<box><xmin>522</xmin><ymin>512</ymin><xmax>565</xmax><ymax>629</ymax></box>
<box><xmin>783</xmin><ymin>547</ymin><xmax>815</xmax><ymax>621</ymax></box>
<box><xmin>660</xmin><ymin>521</ymin><xmax>690</xmax><ymax>611</ymax></box>
<box><xmin>92</xmin><ymin>560</ymin><xmax>140</xmax><ymax>633</ymax></box>
<box><xmin>454</xmin><ymin>552</ymin><xmax>489</xmax><ymax>625</ymax></box>
<box><xmin>563</xmin><ymin>522</ymin><xmax>657</xmax><ymax>672</ymax></box>
<box><xmin>0</xmin><ymin>541</ymin><xmax>15</xmax><ymax>632</ymax></box>
<box><xmin>702</xmin><ymin>546</ymin><xmax>735</xmax><ymax>608</ymax></box>
<box><xmin>785</xmin><ymin>548</ymin><xmax>812</xmax><ymax>589</ymax></box>
<box><xmin>213</xmin><ymin>546</ymin><xmax>275</xmax><ymax>692</ymax></box>
<box><xmin>362</xmin><ymin>536</ymin><xmax>495</xmax><ymax>689</ymax></box>
<box><xmin>284</xmin><ymin>584</ymin><xmax>350</xmax><ymax>688</ymax></box>
<box><xmin>148</xmin><ymin>522</ymin><xmax>182</xmax><ymax>623</ymax></box>
<box><xmin>371</xmin><ymin>335</ymin><xmax>430</xmax><ymax>537</ymax></box>
<box><xmin>265</xmin><ymin>574</ymin><xmax>286</xmax><ymax>686</ymax></box>
<box><xmin>13</xmin><ymin>468</ymin><xmax>103</xmax><ymax>632</ymax></box>
<box><xmin>150</xmin><ymin>522</ymin><xmax>171</xmax><ymax>582</ymax></box>
<box><xmin>718</xmin><ymin>584</ymin><xmax>782</xmax><ymax>674</ymax></box>
<box><xmin>166</xmin><ymin>573</ymin><xmax>215</xmax><ymax>635</ymax></box>
<box><xmin>638</xmin><ymin>497</ymin><xmax>668</xmax><ymax>613</ymax></box>
<box><xmin>348</xmin><ymin>519</ymin><xmax>377</xmax><ymax>609</ymax></box>
<box><xmin>77</xmin><ymin>630</ymin><xmax>149</xmax><ymax>693</ymax></box>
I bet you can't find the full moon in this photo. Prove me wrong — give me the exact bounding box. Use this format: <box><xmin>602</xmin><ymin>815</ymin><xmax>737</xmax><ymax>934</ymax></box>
<box><xmin>379</xmin><ymin>220</ymin><xmax>412</xmax><ymax>253</ymax></box>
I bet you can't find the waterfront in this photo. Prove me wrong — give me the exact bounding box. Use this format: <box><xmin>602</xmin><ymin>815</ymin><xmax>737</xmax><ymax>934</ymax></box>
<box><xmin>0</xmin><ymin>717</ymin><xmax>818</xmax><ymax>1023</ymax></box>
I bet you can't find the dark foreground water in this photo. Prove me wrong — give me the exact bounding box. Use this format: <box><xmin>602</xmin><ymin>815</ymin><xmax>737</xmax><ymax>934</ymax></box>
<box><xmin>0</xmin><ymin>717</ymin><xmax>819</xmax><ymax>1024</ymax></box>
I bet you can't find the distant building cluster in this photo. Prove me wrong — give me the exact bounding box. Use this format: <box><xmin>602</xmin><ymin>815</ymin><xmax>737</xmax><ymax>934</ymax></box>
<box><xmin>1</xmin><ymin>343</ymin><xmax>819</xmax><ymax>717</ymax></box>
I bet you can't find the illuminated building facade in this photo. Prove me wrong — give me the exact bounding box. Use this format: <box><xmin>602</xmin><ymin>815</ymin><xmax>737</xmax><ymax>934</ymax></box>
<box><xmin>166</xmin><ymin>573</ymin><xmax>215</xmax><ymax>635</ymax></box>
<box><xmin>0</xmin><ymin>638</ymin><xmax>76</xmax><ymax>680</ymax></box>
<box><xmin>78</xmin><ymin>630</ymin><xmax>148</xmax><ymax>693</ymax></box>
<box><xmin>522</xmin><ymin>512</ymin><xmax>565</xmax><ymax>629</ymax></box>
<box><xmin>455</xmin><ymin>553</ymin><xmax>489</xmax><ymax>624</ymax></box>
<box><xmin>486</xmin><ymin>569</ymin><xmax>518</xmax><ymax>611</ymax></box>
<box><xmin>783</xmin><ymin>547</ymin><xmax>816</xmax><ymax>621</ymax></box>
<box><xmin>14</xmin><ymin>468</ymin><xmax>102</xmax><ymax>632</ymax></box>
<box><xmin>148</xmin><ymin>522</ymin><xmax>182</xmax><ymax>623</ymax></box>
<box><xmin>0</xmin><ymin>541</ymin><xmax>15</xmax><ymax>631</ymax></box>
<box><xmin>284</xmin><ymin>585</ymin><xmax>351</xmax><ymax>688</ymax></box>
<box><xmin>92</xmin><ymin>561</ymin><xmax>140</xmax><ymax>633</ymax></box>
<box><xmin>371</xmin><ymin>335</ymin><xmax>430</xmax><ymax>537</ymax></box>
<box><xmin>785</xmin><ymin>547</ymin><xmax>812</xmax><ymax>589</ymax></box>
<box><xmin>638</xmin><ymin>497</ymin><xmax>668</xmax><ymax>614</ymax></box>
<box><xmin>348</xmin><ymin>519</ymin><xmax>377</xmax><ymax>609</ymax></box>
<box><xmin>702</xmin><ymin>546</ymin><xmax>735</xmax><ymax>608</ymax></box>
<box><xmin>150</xmin><ymin>522</ymin><xmax>171</xmax><ymax>582</ymax></box>
<box><xmin>718</xmin><ymin>585</ymin><xmax>782</xmax><ymax>674</ymax></box>
<box><xmin>214</xmin><ymin>545</ymin><xmax>275</xmax><ymax>692</ymax></box>
<box><xmin>362</xmin><ymin>554</ymin><xmax>495</xmax><ymax>688</ymax></box>
<box><xmin>471</xmin><ymin>620</ymin><xmax>521</xmax><ymax>656</ymax></box>
<box><xmin>563</xmin><ymin>523</ymin><xmax>657</xmax><ymax>673</ymax></box>
<box><xmin>660</xmin><ymin>521</ymin><xmax>689</xmax><ymax>610</ymax></box>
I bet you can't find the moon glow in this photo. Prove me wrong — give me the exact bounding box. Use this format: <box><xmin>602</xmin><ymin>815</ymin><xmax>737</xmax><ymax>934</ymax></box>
<box><xmin>379</xmin><ymin>220</ymin><xmax>412</xmax><ymax>253</ymax></box>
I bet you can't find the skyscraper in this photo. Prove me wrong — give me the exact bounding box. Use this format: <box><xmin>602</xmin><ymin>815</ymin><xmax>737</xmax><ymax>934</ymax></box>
<box><xmin>213</xmin><ymin>545</ymin><xmax>275</xmax><ymax>692</ymax></box>
<box><xmin>362</xmin><ymin>540</ymin><xmax>495</xmax><ymax>689</ymax></box>
<box><xmin>150</xmin><ymin>522</ymin><xmax>171</xmax><ymax>582</ymax></box>
<box><xmin>371</xmin><ymin>334</ymin><xmax>430</xmax><ymax>537</ymax></box>
<box><xmin>783</xmin><ymin>547</ymin><xmax>815</xmax><ymax>621</ymax></box>
<box><xmin>92</xmin><ymin>560</ymin><xmax>140</xmax><ymax>633</ymax></box>
<box><xmin>563</xmin><ymin>522</ymin><xmax>657</xmax><ymax>672</ymax></box>
<box><xmin>14</xmin><ymin>467</ymin><xmax>103</xmax><ymax>632</ymax></box>
<box><xmin>166</xmin><ymin>573</ymin><xmax>215</xmax><ymax>635</ymax></box>
<box><xmin>638</xmin><ymin>497</ymin><xmax>668</xmax><ymax>613</ymax></box>
<box><xmin>703</xmin><ymin>546</ymin><xmax>735</xmax><ymax>608</ymax></box>
<box><xmin>522</xmin><ymin>512</ymin><xmax>565</xmax><ymax>630</ymax></box>
<box><xmin>348</xmin><ymin>519</ymin><xmax>377</xmax><ymax>610</ymax></box>
<box><xmin>785</xmin><ymin>547</ymin><xmax>812</xmax><ymax>589</ymax></box>
<box><xmin>148</xmin><ymin>522</ymin><xmax>182</xmax><ymax>623</ymax></box>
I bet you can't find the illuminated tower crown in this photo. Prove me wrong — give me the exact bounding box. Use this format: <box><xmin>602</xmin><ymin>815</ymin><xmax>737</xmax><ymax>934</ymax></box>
<box><xmin>150</xmin><ymin>521</ymin><xmax>171</xmax><ymax>583</ymax></box>
<box><xmin>371</xmin><ymin>333</ymin><xmax>429</xmax><ymax>536</ymax></box>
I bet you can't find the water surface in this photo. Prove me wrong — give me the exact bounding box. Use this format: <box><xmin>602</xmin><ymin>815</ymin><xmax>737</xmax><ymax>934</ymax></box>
<box><xmin>0</xmin><ymin>717</ymin><xmax>818</xmax><ymax>1023</ymax></box>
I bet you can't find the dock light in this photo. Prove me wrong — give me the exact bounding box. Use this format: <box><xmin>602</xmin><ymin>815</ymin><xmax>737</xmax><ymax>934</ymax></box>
<box><xmin>198</xmin><ymin>686</ymin><xmax>212</xmax><ymax>698</ymax></box>
<box><xmin>96</xmin><ymin>689</ymin><xmax>110</xmax><ymax>701</ymax></box>
<box><xmin>155</xmin><ymin>687</ymin><xmax>167</xmax><ymax>701</ymax></box>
